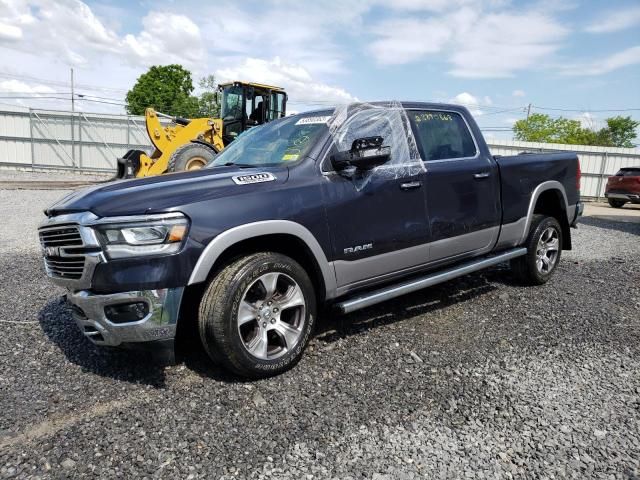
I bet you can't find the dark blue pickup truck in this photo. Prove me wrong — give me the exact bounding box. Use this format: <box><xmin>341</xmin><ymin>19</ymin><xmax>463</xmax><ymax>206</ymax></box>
<box><xmin>39</xmin><ymin>102</ymin><xmax>583</xmax><ymax>377</ymax></box>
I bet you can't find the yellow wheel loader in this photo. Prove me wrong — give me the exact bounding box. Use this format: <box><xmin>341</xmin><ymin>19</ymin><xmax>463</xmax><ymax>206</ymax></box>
<box><xmin>117</xmin><ymin>81</ymin><xmax>287</xmax><ymax>179</ymax></box>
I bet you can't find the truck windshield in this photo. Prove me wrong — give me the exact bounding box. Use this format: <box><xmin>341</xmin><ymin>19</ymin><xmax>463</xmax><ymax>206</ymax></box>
<box><xmin>209</xmin><ymin>112</ymin><xmax>332</xmax><ymax>168</ymax></box>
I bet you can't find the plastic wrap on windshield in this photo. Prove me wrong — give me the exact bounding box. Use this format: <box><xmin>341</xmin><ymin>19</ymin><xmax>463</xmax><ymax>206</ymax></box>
<box><xmin>327</xmin><ymin>101</ymin><xmax>424</xmax><ymax>190</ymax></box>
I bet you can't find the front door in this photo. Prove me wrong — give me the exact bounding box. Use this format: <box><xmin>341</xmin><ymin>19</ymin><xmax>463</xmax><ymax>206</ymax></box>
<box><xmin>321</xmin><ymin>107</ymin><xmax>429</xmax><ymax>289</ymax></box>
<box><xmin>407</xmin><ymin>109</ymin><xmax>501</xmax><ymax>262</ymax></box>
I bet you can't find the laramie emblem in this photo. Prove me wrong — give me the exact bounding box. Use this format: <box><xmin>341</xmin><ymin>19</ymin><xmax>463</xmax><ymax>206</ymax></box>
<box><xmin>232</xmin><ymin>173</ymin><xmax>276</xmax><ymax>185</ymax></box>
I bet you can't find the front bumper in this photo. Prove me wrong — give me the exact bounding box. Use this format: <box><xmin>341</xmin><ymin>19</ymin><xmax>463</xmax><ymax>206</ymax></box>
<box><xmin>66</xmin><ymin>288</ymin><xmax>184</xmax><ymax>346</ymax></box>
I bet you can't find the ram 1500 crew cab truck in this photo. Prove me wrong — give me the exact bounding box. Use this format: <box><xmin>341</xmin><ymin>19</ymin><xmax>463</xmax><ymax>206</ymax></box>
<box><xmin>39</xmin><ymin>102</ymin><xmax>583</xmax><ymax>378</ymax></box>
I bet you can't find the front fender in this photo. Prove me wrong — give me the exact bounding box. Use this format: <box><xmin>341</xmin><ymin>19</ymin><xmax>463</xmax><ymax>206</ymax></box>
<box><xmin>187</xmin><ymin>220</ymin><xmax>338</xmax><ymax>299</ymax></box>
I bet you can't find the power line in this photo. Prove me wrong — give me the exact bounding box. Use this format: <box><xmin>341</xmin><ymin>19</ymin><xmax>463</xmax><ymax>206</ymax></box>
<box><xmin>479</xmin><ymin>107</ymin><xmax>526</xmax><ymax>116</ymax></box>
<box><xmin>0</xmin><ymin>91</ymin><xmax>71</xmax><ymax>95</ymax></box>
<box><xmin>533</xmin><ymin>105</ymin><xmax>640</xmax><ymax>113</ymax></box>
<box><xmin>75</xmin><ymin>97</ymin><xmax>127</xmax><ymax>106</ymax></box>
<box><xmin>0</xmin><ymin>71</ymin><xmax>128</xmax><ymax>93</ymax></box>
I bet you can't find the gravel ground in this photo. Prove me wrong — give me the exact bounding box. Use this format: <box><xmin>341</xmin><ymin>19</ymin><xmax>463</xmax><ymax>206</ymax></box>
<box><xmin>0</xmin><ymin>187</ymin><xmax>639</xmax><ymax>479</ymax></box>
<box><xmin>0</xmin><ymin>169</ymin><xmax>112</xmax><ymax>183</ymax></box>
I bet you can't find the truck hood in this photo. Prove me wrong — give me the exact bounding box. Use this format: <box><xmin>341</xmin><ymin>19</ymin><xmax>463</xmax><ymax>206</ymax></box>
<box><xmin>45</xmin><ymin>166</ymin><xmax>289</xmax><ymax>218</ymax></box>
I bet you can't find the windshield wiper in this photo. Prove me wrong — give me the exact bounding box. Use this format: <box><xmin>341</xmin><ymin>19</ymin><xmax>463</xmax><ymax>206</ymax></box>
<box><xmin>213</xmin><ymin>162</ymin><xmax>256</xmax><ymax>168</ymax></box>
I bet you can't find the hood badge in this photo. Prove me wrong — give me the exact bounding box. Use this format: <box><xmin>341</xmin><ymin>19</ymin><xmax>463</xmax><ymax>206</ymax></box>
<box><xmin>232</xmin><ymin>172</ymin><xmax>276</xmax><ymax>185</ymax></box>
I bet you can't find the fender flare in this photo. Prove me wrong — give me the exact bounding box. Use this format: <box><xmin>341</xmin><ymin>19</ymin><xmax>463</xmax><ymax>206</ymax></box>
<box><xmin>187</xmin><ymin>220</ymin><xmax>338</xmax><ymax>299</ymax></box>
<box><xmin>519</xmin><ymin>180</ymin><xmax>569</xmax><ymax>244</ymax></box>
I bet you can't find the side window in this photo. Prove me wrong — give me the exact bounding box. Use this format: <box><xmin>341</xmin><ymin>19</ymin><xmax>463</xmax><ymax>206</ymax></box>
<box><xmin>409</xmin><ymin>111</ymin><xmax>477</xmax><ymax>161</ymax></box>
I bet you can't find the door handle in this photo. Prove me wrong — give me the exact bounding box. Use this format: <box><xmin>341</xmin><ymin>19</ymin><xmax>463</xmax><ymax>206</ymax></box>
<box><xmin>400</xmin><ymin>181</ymin><xmax>422</xmax><ymax>190</ymax></box>
<box><xmin>473</xmin><ymin>172</ymin><xmax>490</xmax><ymax>179</ymax></box>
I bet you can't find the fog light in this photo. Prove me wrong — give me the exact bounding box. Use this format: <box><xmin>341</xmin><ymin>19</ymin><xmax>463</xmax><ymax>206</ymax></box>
<box><xmin>104</xmin><ymin>302</ymin><xmax>149</xmax><ymax>324</ymax></box>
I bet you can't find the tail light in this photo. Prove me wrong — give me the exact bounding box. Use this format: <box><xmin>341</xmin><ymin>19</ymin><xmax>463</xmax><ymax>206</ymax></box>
<box><xmin>576</xmin><ymin>159</ymin><xmax>581</xmax><ymax>191</ymax></box>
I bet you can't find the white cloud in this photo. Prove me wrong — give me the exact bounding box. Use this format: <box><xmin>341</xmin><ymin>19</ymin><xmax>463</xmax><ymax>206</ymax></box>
<box><xmin>0</xmin><ymin>2</ymin><xmax>205</xmax><ymax>68</ymax></box>
<box><xmin>0</xmin><ymin>0</ymin><xmax>35</xmax><ymax>41</ymax></box>
<box><xmin>367</xmin><ymin>6</ymin><xmax>568</xmax><ymax>78</ymax></box>
<box><xmin>0</xmin><ymin>79</ymin><xmax>55</xmax><ymax>94</ymax></box>
<box><xmin>0</xmin><ymin>0</ymin><xmax>361</xmax><ymax>113</ymax></box>
<box><xmin>122</xmin><ymin>12</ymin><xmax>205</xmax><ymax>68</ymax></box>
<box><xmin>585</xmin><ymin>6</ymin><xmax>640</xmax><ymax>34</ymax></box>
<box><xmin>448</xmin><ymin>12</ymin><xmax>568</xmax><ymax>78</ymax></box>
<box><xmin>384</xmin><ymin>0</ymin><xmax>471</xmax><ymax>12</ymax></box>
<box><xmin>199</xmin><ymin>1</ymin><xmax>368</xmax><ymax>76</ymax></box>
<box><xmin>216</xmin><ymin>57</ymin><xmax>357</xmax><ymax>106</ymax></box>
<box><xmin>562</xmin><ymin>45</ymin><xmax>640</xmax><ymax>76</ymax></box>
<box><xmin>512</xmin><ymin>89</ymin><xmax>526</xmax><ymax>97</ymax></box>
<box><xmin>0</xmin><ymin>21</ymin><xmax>23</xmax><ymax>41</ymax></box>
<box><xmin>448</xmin><ymin>92</ymin><xmax>491</xmax><ymax>116</ymax></box>
<box><xmin>577</xmin><ymin>112</ymin><xmax>597</xmax><ymax>129</ymax></box>
<box><xmin>367</xmin><ymin>18</ymin><xmax>453</xmax><ymax>65</ymax></box>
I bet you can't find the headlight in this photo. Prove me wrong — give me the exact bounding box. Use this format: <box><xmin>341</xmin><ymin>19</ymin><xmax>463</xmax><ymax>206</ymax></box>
<box><xmin>94</xmin><ymin>213</ymin><xmax>189</xmax><ymax>259</ymax></box>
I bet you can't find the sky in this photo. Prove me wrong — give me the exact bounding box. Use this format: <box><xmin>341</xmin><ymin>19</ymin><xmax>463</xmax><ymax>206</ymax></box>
<box><xmin>0</xmin><ymin>0</ymin><xmax>639</xmax><ymax>142</ymax></box>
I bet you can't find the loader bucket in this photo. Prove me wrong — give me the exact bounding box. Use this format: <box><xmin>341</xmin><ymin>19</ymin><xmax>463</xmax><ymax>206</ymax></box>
<box><xmin>116</xmin><ymin>150</ymin><xmax>144</xmax><ymax>179</ymax></box>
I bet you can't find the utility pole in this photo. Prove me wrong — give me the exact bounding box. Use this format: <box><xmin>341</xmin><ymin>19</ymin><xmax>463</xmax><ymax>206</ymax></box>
<box><xmin>70</xmin><ymin>67</ymin><xmax>76</xmax><ymax>168</ymax></box>
<box><xmin>526</xmin><ymin>103</ymin><xmax>532</xmax><ymax>121</ymax></box>
<box><xmin>70</xmin><ymin>67</ymin><xmax>75</xmax><ymax>113</ymax></box>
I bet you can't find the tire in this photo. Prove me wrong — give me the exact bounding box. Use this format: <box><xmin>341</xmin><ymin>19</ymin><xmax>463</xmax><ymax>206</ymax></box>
<box><xmin>198</xmin><ymin>252</ymin><xmax>317</xmax><ymax>378</ymax></box>
<box><xmin>607</xmin><ymin>198</ymin><xmax>626</xmax><ymax>209</ymax></box>
<box><xmin>510</xmin><ymin>214</ymin><xmax>562</xmax><ymax>285</ymax></box>
<box><xmin>167</xmin><ymin>143</ymin><xmax>216</xmax><ymax>173</ymax></box>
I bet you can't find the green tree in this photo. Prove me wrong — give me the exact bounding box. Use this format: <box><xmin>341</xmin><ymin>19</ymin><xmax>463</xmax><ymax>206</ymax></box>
<box><xmin>125</xmin><ymin>64</ymin><xmax>199</xmax><ymax>117</ymax></box>
<box><xmin>605</xmin><ymin>116</ymin><xmax>640</xmax><ymax>148</ymax></box>
<box><xmin>513</xmin><ymin>113</ymin><xmax>638</xmax><ymax>147</ymax></box>
<box><xmin>197</xmin><ymin>75</ymin><xmax>221</xmax><ymax>117</ymax></box>
<box><xmin>513</xmin><ymin>113</ymin><xmax>557</xmax><ymax>142</ymax></box>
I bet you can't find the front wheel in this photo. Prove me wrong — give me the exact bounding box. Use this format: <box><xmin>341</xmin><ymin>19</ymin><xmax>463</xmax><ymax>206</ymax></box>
<box><xmin>607</xmin><ymin>198</ymin><xmax>626</xmax><ymax>208</ymax></box>
<box><xmin>511</xmin><ymin>215</ymin><xmax>562</xmax><ymax>285</ymax></box>
<box><xmin>198</xmin><ymin>253</ymin><xmax>316</xmax><ymax>378</ymax></box>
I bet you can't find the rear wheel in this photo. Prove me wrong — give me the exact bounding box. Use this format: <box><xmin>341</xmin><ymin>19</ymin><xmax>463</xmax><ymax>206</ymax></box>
<box><xmin>607</xmin><ymin>198</ymin><xmax>626</xmax><ymax>208</ymax></box>
<box><xmin>198</xmin><ymin>253</ymin><xmax>316</xmax><ymax>378</ymax></box>
<box><xmin>167</xmin><ymin>143</ymin><xmax>216</xmax><ymax>173</ymax></box>
<box><xmin>511</xmin><ymin>215</ymin><xmax>562</xmax><ymax>285</ymax></box>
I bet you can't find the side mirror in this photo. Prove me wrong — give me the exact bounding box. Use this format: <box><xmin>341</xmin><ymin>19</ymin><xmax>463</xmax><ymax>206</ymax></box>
<box><xmin>331</xmin><ymin>136</ymin><xmax>391</xmax><ymax>171</ymax></box>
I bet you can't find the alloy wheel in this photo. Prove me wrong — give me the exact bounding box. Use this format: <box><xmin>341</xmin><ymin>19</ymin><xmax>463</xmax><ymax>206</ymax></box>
<box><xmin>237</xmin><ymin>272</ymin><xmax>306</xmax><ymax>360</ymax></box>
<box><xmin>535</xmin><ymin>226</ymin><xmax>560</xmax><ymax>274</ymax></box>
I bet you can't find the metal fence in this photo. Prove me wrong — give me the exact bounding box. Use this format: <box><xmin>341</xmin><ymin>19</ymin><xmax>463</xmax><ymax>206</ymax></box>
<box><xmin>0</xmin><ymin>108</ymin><xmax>155</xmax><ymax>173</ymax></box>
<box><xmin>1</xmin><ymin>108</ymin><xmax>639</xmax><ymax>198</ymax></box>
<box><xmin>489</xmin><ymin>139</ymin><xmax>640</xmax><ymax>199</ymax></box>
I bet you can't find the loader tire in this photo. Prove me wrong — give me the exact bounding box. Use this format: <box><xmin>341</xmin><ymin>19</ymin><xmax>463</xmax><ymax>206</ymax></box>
<box><xmin>167</xmin><ymin>143</ymin><xmax>216</xmax><ymax>173</ymax></box>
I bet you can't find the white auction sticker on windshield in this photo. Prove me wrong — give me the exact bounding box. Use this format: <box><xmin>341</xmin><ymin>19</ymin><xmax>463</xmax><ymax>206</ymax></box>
<box><xmin>295</xmin><ymin>116</ymin><xmax>331</xmax><ymax>125</ymax></box>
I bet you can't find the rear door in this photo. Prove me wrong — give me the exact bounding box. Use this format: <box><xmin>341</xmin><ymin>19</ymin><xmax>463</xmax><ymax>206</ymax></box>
<box><xmin>407</xmin><ymin>109</ymin><xmax>501</xmax><ymax>262</ymax></box>
<box><xmin>321</xmin><ymin>108</ymin><xmax>429</xmax><ymax>290</ymax></box>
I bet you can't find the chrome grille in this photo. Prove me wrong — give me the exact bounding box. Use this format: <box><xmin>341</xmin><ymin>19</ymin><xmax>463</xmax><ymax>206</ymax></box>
<box><xmin>39</xmin><ymin>226</ymin><xmax>83</xmax><ymax>248</ymax></box>
<box><xmin>44</xmin><ymin>256</ymin><xmax>86</xmax><ymax>279</ymax></box>
<box><xmin>39</xmin><ymin>225</ymin><xmax>87</xmax><ymax>281</ymax></box>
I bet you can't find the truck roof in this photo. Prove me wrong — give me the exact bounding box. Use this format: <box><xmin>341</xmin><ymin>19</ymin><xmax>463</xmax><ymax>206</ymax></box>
<box><xmin>296</xmin><ymin>101</ymin><xmax>472</xmax><ymax>116</ymax></box>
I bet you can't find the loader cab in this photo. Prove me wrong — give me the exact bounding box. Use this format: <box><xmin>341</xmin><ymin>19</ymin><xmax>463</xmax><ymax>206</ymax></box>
<box><xmin>219</xmin><ymin>82</ymin><xmax>287</xmax><ymax>144</ymax></box>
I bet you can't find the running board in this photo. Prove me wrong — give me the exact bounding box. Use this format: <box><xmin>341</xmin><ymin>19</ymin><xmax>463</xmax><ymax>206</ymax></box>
<box><xmin>335</xmin><ymin>248</ymin><xmax>527</xmax><ymax>314</ymax></box>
